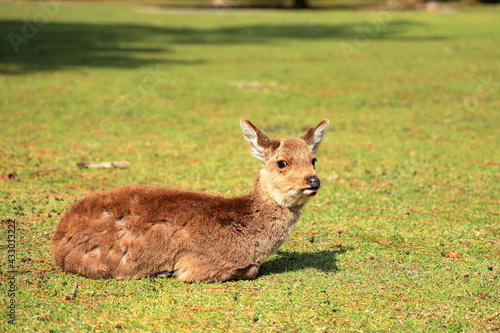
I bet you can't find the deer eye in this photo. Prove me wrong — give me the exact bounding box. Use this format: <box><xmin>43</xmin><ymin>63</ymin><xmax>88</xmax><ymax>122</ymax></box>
<box><xmin>277</xmin><ymin>160</ymin><xmax>288</xmax><ymax>169</ymax></box>
<box><xmin>312</xmin><ymin>158</ymin><xmax>317</xmax><ymax>166</ymax></box>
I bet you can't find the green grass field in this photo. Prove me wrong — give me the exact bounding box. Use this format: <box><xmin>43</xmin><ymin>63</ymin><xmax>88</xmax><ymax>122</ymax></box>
<box><xmin>0</xmin><ymin>2</ymin><xmax>499</xmax><ymax>332</ymax></box>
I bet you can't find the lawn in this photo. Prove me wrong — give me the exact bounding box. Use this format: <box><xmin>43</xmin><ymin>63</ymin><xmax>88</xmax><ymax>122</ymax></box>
<box><xmin>0</xmin><ymin>1</ymin><xmax>499</xmax><ymax>332</ymax></box>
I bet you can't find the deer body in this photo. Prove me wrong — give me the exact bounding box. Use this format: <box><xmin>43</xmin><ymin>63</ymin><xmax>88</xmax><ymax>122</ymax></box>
<box><xmin>52</xmin><ymin>119</ymin><xmax>329</xmax><ymax>282</ymax></box>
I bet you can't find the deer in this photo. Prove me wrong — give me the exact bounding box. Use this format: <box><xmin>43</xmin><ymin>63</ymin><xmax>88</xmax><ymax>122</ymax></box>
<box><xmin>52</xmin><ymin>119</ymin><xmax>329</xmax><ymax>283</ymax></box>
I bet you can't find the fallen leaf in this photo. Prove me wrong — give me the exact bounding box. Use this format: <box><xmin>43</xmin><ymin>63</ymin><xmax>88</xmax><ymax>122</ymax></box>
<box><xmin>445</xmin><ymin>250</ymin><xmax>462</xmax><ymax>258</ymax></box>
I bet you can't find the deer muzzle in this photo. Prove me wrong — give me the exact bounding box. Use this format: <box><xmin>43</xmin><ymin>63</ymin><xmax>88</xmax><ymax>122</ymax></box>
<box><xmin>303</xmin><ymin>176</ymin><xmax>321</xmax><ymax>196</ymax></box>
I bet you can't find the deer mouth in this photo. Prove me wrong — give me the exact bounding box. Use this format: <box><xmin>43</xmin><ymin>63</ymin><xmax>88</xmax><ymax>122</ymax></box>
<box><xmin>302</xmin><ymin>187</ymin><xmax>320</xmax><ymax>196</ymax></box>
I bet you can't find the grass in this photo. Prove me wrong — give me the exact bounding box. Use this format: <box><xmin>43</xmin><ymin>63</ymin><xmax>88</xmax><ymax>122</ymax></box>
<box><xmin>0</xmin><ymin>2</ymin><xmax>499</xmax><ymax>332</ymax></box>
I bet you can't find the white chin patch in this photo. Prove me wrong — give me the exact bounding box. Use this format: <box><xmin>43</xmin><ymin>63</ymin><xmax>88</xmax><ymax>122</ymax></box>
<box><xmin>302</xmin><ymin>189</ymin><xmax>318</xmax><ymax>196</ymax></box>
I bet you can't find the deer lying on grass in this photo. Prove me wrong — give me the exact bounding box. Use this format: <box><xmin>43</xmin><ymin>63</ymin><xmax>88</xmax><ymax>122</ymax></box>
<box><xmin>52</xmin><ymin>119</ymin><xmax>329</xmax><ymax>282</ymax></box>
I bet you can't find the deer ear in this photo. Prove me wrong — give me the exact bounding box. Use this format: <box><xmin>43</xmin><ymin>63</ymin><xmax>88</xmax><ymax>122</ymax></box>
<box><xmin>240</xmin><ymin>119</ymin><xmax>273</xmax><ymax>161</ymax></box>
<box><xmin>300</xmin><ymin>119</ymin><xmax>329</xmax><ymax>155</ymax></box>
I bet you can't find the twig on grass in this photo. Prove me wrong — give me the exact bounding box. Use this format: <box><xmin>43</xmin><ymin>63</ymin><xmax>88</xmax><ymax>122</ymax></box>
<box><xmin>66</xmin><ymin>282</ymin><xmax>78</xmax><ymax>300</ymax></box>
<box><xmin>76</xmin><ymin>161</ymin><xmax>130</xmax><ymax>169</ymax></box>
<box><xmin>486</xmin><ymin>313</ymin><xmax>500</xmax><ymax>321</ymax></box>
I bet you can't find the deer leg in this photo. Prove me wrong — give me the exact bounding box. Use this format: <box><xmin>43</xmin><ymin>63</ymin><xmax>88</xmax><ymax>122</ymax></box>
<box><xmin>233</xmin><ymin>264</ymin><xmax>259</xmax><ymax>280</ymax></box>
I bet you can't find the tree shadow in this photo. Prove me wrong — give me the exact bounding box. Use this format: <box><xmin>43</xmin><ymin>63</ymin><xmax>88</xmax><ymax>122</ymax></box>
<box><xmin>0</xmin><ymin>18</ymin><xmax>446</xmax><ymax>74</ymax></box>
<box><xmin>259</xmin><ymin>247</ymin><xmax>351</xmax><ymax>276</ymax></box>
<box><xmin>0</xmin><ymin>21</ymin><xmax>198</xmax><ymax>74</ymax></box>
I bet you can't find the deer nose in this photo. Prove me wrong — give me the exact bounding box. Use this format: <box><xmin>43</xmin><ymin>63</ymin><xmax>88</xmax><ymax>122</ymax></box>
<box><xmin>307</xmin><ymin>176</ymin><xmax>321</xmax><ymax>189</ymax></box>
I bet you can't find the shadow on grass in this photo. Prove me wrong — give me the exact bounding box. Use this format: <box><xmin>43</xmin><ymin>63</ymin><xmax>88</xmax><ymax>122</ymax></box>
<box><xmin>0</xmin><ymin>19</ymin><xmax>446</xmax><ymax>74</ymax></box>
<box><xmin>260</xmin><ymin>247</ymin><xmax>351</xmax><ymax>276</ymax></box>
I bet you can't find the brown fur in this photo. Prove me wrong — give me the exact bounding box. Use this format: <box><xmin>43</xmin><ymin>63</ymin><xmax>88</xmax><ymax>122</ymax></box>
<box><xmin>52</xmin><ymin>119</ymin><xmax>329</xmax><ymax>282</ymax></box>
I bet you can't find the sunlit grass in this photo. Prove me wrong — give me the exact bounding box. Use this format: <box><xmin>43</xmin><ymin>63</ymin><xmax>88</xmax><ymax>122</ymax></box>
<box><xmin>0</xmin><ymin>2</ymin><xmax>499</xmax><ymax>332</ymax></box>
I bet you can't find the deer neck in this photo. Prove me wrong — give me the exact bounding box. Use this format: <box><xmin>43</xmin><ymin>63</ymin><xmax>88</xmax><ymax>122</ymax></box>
<box><xmin>238</xmin><ymin>174</ymin><xmax>304</xmax><ymax>264</ymax></box>
<box><xmin>247</xmin><ymin>172</ymin><xmax>307</xmax><ymax>217</ymax></box>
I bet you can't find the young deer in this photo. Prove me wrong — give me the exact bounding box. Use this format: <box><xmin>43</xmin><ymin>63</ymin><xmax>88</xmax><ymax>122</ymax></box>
<box><xmin>52</xmin><ymin>119</ymin><xmax>329</xmax><ymax>282</ymax></box>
